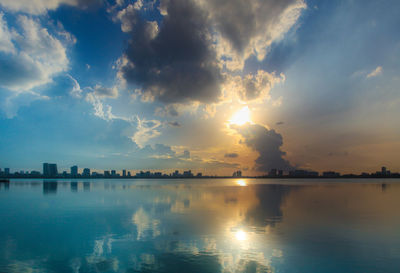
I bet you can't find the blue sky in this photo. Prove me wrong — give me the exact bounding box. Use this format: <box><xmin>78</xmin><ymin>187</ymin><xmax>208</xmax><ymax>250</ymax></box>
<box><xmin>0</xmin><ymin>0</ymin><xmax>399</xmax><ymax>175</ymax></box>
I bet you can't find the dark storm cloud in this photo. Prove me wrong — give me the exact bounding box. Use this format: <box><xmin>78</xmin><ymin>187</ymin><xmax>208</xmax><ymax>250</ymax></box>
<box><xmin>120</xmin><ymin>0</ymin><xmax>223</xmax><ymax>103</ymax></box>
<box><xmin>235</xmin><ymin>124</ymin><xmax>292</xmax><ymax>172</ymax></box>
<box><xmin>224</xmin><ymin>153</ymin><xmax>238</xmax><ymax>158</ymax></box>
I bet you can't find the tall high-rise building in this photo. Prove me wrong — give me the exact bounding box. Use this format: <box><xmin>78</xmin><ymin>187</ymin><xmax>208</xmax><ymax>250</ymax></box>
<box><xmin>71</xmin><ymin>165</ymin><xmax>78</xmax><ymax>176</ymax></box>
<box><xmin>4</xmin><ymin>168</ymin><xmax>10</xmax><ymax>175</ymax></box>
<box><xmin>83</xmin><ymin>168</ymin><xmax>90</xmax><ymax>177</ymax></box>
<box><xmin>382</xmin><ymin>166</ymin><xmax>387</xmax><ymax>176</ymax></box>
<box><xmin>43</xmin><ymin>163</ymin><xmax>58</xmax><ymax>177</ymax></box>
<box><xmin>269</xmin><ymin>169</ymin><xmax>277</xmax><ymax>177</ymax></box>
<box><xmin>122</xmin><ymin>170</ymin><xmax>126</xmax><ymax>177</ymax></box>
<box><xmin>111</xmin><ymin>170</ymin><xmax>116</xmax><ymax>176</ymax></box>
<box><xmin>43</xmin><ymin>163</ymin><xmax>49</xmax><ymax>176</ymax></box>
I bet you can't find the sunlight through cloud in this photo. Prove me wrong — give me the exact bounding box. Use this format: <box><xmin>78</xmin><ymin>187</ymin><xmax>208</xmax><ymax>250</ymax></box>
<box><xmin>229</xmin><ymin>106</ymin><xmax>252</xmax><ymax>126</ymax></box>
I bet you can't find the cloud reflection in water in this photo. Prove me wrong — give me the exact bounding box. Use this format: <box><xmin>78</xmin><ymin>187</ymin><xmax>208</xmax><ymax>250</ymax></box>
<box><xmin>1</xmin><ymin>180</ymin><xmax>400</xmax><ymax>273</ymax></box>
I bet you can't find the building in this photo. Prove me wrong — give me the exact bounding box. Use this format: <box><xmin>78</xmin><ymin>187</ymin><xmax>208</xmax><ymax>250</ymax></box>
<box><xmin>43</xmin><ymin>163</ymin><xmax>58</xmax><ymax>177</ymax></box>
<box><xmin>4</xmin><ymin>168</ymin><xmax>10</xmax><ymax>175</ymax></box>
<box><xmin>82</xmin><ymin>168</ymin><xmax>90</xmax><ymax>177</ymax></box>
<box><xmin>382</xmin><ymin>166</ymin><xmax>387</xmax><ymax>176</ymax></box>
<box><xmin>289</xmin><ymin>170</ymin><xmax>319</xmax><ymax>177</ymax></box>
<box><xmin>322</xmin><ymin>171</ymin><xmax>340</xmax><ymax>178</ymax></box>
<box><xmin>111</xmin><ymin>170</ymin><xmax>116</xmax><ymax>176</ymax></box>
<box><xmin>71</xmin><ymin>165</ymin><xmax>78</xmax><ymax>176</ymax></box>
<box><xmin>122</xmin><ymin>170</ymin><xmax>126</xmax><ymax>177</ymax></box>
<box><xmin>232</xmin><ymin>170</ymin><xmax>242</xmax><ymax>177</ymax></box>
<box><xmin>268</xmin><ymin>169</ymin><xmax>277</xmax><ymax>177</ymax></box>
<box><xmin>104</xmin><ymin>170</ymin><xmax>110</xmax><ymax>177</ymax></box>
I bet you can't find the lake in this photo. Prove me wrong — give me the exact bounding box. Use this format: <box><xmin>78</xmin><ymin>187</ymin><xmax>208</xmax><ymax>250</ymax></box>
<box><xmin>1</xmin><ymin>179</ymin><xmax>399</xmax><ymax>273</ymax></box>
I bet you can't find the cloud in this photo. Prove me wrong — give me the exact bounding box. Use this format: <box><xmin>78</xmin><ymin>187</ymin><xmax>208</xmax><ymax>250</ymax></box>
<box><xmin>68</xmin><ymin>75</ymin><xmax>82</xmax><ymax>98</ymax></box>
<box><xmin>154</xmin><ymin>102</ymin><xmax>199</xmax><ymax>117</ymax></box>
<box><xmin>132</xmin><ymin>117</ymin><xmax>162</xmax><ymax>147</ymax></box>
<box><xmin>38</xmin><ymin>74</ymin><xmax>82</xmax><ymax>98</ymax></box>
<box><xmin>180</xmin><ymin>150</ymin><xmax>190</xmax><ymax>158</ymax></box>
<box><xmin>92</xmin><ymin>84</ymin><xmax>119</xmax><ymax>98</ymax></box>
<box><xmin>85</xmin><ymin>93</ymin><xmax>116</xmax><ymax>121</ymax></box>
<box><xmin>115</xmin><ymin>3</ymin><xmax>141</xmax><ymax>32</ymax></box>
<box><xmin>0</xmin><ymin>89</ymin><xmax>50</xmax><ymax>118</ymax></box>
<box><xmin>118</xmin><ymin>0</ymin><xmax>223</xmax><ymax>104</ymax></box>
<box><xmin>224</xmin><ymin>153</ymin><xmax>238</xmax><ymax>158</ymax></box>
<box><xmin>225</xmin><ymin>70</ymin><xmax>285</xmax><ymax>101</ymax></box>
<box><xmin>152</xmin><ymin>143</ymin><xmax>176</xmax><ymax>156</ymax></box>
<box><xmin>0</xmin><ymin>12</ymin><xmax>14</xmax><ymax>53</ymax></box>
<box><xmin>84</xmin><ymin>84</ymin><xmax>119</xmax><ymax>121</ymax></box>
<box><xmin>234</xmin><ymin>124</ymin><xmax>292</xmax><ymax>172</ymax></box>
<box><xmin>168</xmin><ymin>121</ymin><xmax>181</xmax><ymax>127</ymax></box>
<box><xmin>115</xmin><ymin>0</ymin><xmax>305</xmax><ymax>104</ymax></box>
<box><xmin>276</xmin><ymin>121</ymin><xmax>284</xmax><ymax>126</ymax></box>
<box><xmin>366</xmin><ymin>66</ymin><xmax>383</xmax><ymax>78</ymax></box>
<box><xmin>0</xmin><ymin>15</ymin><xmax>69</xmax><ymax>92</ymax></box>
<box><xmin>198</xmin><ymin>0</ymin><xmax>306</xmax><ymax>70</ymax></box>
<box><xmin>0</xmin><ymin>0</ymin><xmax>103</xmax><ymax>15</ymax></box>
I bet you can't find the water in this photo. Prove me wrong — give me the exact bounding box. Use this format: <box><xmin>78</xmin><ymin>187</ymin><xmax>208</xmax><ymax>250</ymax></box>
<box><xmin>1</xmin><ymin>179</ymin><xmax>400</xmax><ymax>273</ymax></box>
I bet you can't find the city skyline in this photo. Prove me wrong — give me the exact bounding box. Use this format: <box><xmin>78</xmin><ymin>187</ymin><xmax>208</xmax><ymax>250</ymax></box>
<box><xmin>1</xmin><ymin>163</ymin><xmax>399</xmax><ymax>179</ymax></box>
<box><xmin>0</xmin><ymin>0</ymin><xmax>400</xmax><ymax>175</ymax></box>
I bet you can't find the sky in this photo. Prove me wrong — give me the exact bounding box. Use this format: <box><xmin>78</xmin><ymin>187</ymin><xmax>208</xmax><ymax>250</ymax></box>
<box><xmin>0</xmin><ymin>0</ymin><xmax>399</xmax><ymax>175</ymax></box>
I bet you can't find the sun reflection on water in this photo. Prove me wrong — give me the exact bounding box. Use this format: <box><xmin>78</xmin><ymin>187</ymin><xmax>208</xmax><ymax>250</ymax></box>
<box><xmin>236</xmin><ymin>180</ymin><xmax>247</xmax><ymax>186</ymax></box>
<box><xmin>235</xmin><ymin>230</ymin><xmax>247</xmax><ymax>241</ymax></box>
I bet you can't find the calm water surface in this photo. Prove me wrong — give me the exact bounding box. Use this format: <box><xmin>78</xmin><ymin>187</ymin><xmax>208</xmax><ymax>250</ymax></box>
<box><xmin>1</xmin><ymin>179</ymin><xmax>400</xmax><ymax>273</ymax></box>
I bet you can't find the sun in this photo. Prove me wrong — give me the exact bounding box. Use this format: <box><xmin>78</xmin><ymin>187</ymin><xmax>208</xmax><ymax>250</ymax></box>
<box><xmin>229</xmin><ymin>106</ymin><xmax>252</xmax><ymax>126</ymax></box>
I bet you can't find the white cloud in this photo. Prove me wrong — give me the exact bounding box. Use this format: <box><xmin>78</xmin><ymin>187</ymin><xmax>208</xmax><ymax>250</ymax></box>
<box><xmin>0</xmin><ymin>0</ymin><xmax>77</xmax><ymax>15</ymax></box>
<box><xmin>200</xmin><ymin>0</ymin><xmax>307</xmax><ymax>71</ymax></box>
<box><xmin>223</xmin><ymin>70</ymin><xmax>285</xmax><ymax>102</ymax></box>
<box><xmin>115</xmin><ymin>4</ymin><xmax>138</xmax><ymax>32</ymax></box>
<box><xmin>1</xmin><ymin>90</ymin><xmax>50</xmax><ymax>118</ymax></box>
<box><xmin>83</xmin><ymin>84</ymin><xmax>120</xmax><ymax>121</ymax></box>
<box><xmin>85</xmin><ymin>88</ymin><xmax>134</xmax><ymax>123</ymax></box>
<box><xmin>132</xmin><ymin>117</ymin><xmax>162</xmax><ymax>147</ymax></box>
<box><xmin>68</xmin><ymin>75</ymin><xmax>82</xmax><ymax>98</ymax></box>
<box><xmin>133</xmin><ymin>0</ymin><xmax>143</xmax><ymax>10</ymax></box>
<box><xmin>0</xmin><ymin>12</ymin><xmax>15</xmax><ymax>53</ymax></box>
<box><xmin>85</xmin><ymin>93</ymin><xmax>116</xmax><ymax>121</ymax></box>
<box><xmin>0</xmin><ymin>15</ymin><xmax>69</xmax><ymax>92</ymax></box>
<box><xmin>367</xmin><ymin>66</ymin><xmax>383</xmax><ymax>78</ymax></box>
